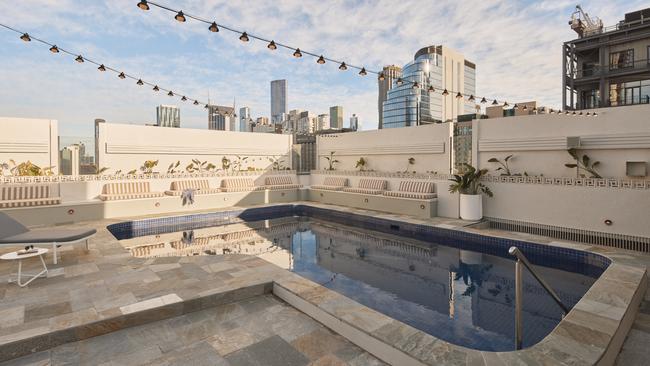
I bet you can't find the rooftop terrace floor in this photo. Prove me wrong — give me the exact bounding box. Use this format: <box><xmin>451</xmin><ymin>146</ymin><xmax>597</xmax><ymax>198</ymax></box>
<box><xmin>0</xmin><ymin>202</ymin><xmax>648</xmax><ymax>365</ymax></box>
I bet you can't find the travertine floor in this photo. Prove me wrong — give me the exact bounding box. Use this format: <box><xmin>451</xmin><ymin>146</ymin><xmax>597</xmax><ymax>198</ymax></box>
<box><xmin>1</xmin><ymin>294</ymin><xmax>385</xmax><ymax>366</ymax></box>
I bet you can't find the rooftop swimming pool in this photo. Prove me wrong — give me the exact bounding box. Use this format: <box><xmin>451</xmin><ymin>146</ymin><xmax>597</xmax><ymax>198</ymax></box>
<box><xmin>108</xmin><ymin>205</ymin><xmax>609</xmax><ymax>351</ymax></box>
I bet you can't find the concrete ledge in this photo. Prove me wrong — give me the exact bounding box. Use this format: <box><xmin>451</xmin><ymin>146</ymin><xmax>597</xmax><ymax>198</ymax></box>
<box><xmin>308</xmin><ymin>188</ymin><xmax>437</xmax><ymax>218</ymax></box>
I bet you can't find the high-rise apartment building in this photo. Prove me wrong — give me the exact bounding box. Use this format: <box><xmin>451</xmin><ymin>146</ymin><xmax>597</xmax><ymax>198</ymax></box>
<box><xmin>349</xmin><ymin>114</ymin><xmax>360</xmax><ymax>131</ymax></box>
<box><xmin>329</xmin><ymin>106</ymin><xmax>343</xmax><ymax>129</ymax></box>
<box><xmin>208</xmin><ymin>105</ymin><xmax>235</xmax><ymax>131</ymax></box>
<box><xmin>563</xmin><ymin>7</ymin><xmax>650</xmax><ymax>110</ymax></box>
<box><xmin>317</xmin><ymin>114</ymin><xmax>330</xmax><ymax>131</ymax></box>
<box><xmin>271</xmin><ymin>80</ymin><xmax>287</xmax><ymax>123</ymax></box>
<box><xmin>156</xmin><ymin>105</ymin><xmax>181</xmax><ymax>128</ymax></box>
<box><xmin>378</xmin><ymin>65</ymin><xmax>402</xmax><ymax>129</ymax></box>
<box><xmin>382</xmin><ymin>46</ymin><xmax>476</xmax><ymax>128</ymax></box>
<box><xmin>239</xmin><ymin>107</ymin><xmax>252</xmax><ymax>132</ymax></box>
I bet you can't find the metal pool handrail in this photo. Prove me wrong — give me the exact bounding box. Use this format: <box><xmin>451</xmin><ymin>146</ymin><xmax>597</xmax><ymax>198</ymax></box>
<box><xmin>508</xmin><ymin>246</ymin><xmax>569</xmax><ymax>350</ymax></box>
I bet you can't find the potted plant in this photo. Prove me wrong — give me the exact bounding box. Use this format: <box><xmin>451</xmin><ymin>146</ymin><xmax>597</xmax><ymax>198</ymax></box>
<box><xmin>355</xmin><ymin>157</ymin><xmax>368</xmax><ymax>171</ymax></box>
<box><xmin>449</xmin><ymin>163</ymin><xmax>493</xmax><ymax>220</ymax></box>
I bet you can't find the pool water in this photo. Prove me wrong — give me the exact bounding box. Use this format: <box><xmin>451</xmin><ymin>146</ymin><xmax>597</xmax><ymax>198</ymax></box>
<box><xmin>117</xmin><ymin>216</ymin><xmax>597</xmax><ymax>351</ymax></box>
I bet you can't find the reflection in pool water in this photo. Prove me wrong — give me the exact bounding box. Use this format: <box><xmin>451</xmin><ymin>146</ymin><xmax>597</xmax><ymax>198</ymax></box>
<box><xmin>121</xmin><ymin>217</ymin><xmax>596</xmax><ymax>351</ymax></box>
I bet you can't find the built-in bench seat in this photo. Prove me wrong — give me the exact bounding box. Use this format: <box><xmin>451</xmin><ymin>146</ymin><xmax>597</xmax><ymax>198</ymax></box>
<box><xmin>383</xmin><ymin>180</ymin><xmax>437</xmax><ymax>200</ymax></box>
<box><xmin>311</xmin><ymin>177</ymin><xmax>348</xmax><ymax>191</ymax></box>
<box><xmin>342</xmin><ymin>179</ymin><xmax>387</xmax><ymax>195</ymax></box>
<box><xmin>99</xmin><ymin>182</ymin><xmax>164</xmax><ymax>201</ymax></box>
<box><xmin>0</xmin><ymin>184</ymin><xmax>61</xmax><ymax>208</ymax></box>
<box><xmin>220</xmin><ymin>178</ymin><xmax>265</xmax><ymax>192</ymax></box>
<box><xmin>264</xmin><ymin>176</ymin><xmax>303</xmax><ymax>190</ymax></box>
<box><xmin>164</xmin><ymin>179</ymin><xmax>221</xmax><ymax>196</ymax></box>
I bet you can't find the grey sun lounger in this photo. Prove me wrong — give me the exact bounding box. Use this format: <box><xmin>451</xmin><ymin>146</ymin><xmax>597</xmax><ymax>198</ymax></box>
<box><xmin>0</xmin><ymin>212</ymin><xmax>96</xmax><ymax>264</ymax></box>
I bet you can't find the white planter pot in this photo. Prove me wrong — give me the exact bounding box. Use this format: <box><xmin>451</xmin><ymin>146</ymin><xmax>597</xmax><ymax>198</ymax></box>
<box><xmin>459</xmin><ymin>194</ymin><xmax>482</xmax><ymax>221</ymax></box>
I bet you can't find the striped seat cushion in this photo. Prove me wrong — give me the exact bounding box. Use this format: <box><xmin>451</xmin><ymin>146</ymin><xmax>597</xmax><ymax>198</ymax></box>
<box><xmin>265</xmin><ymin>184</ymin><xmax>302</xmax><ymax>190</ymax></box>
<box><xmin>220</xmin><ymin>178</ymin><xmax>264</xmax><ymax>192</ymax></box>
<box><xmin>382</xmin><ymin>191</ymin><xmax>437</xmax><ymax>200</ymax></box>
<box><xmin>0</xmin><ymin>185</ymin><xmax>61</xmax><ymax>208</ymax></box>
<box><xmin>322</xmin><ymin>177</ymin><xmax>348</xmax><ymax>187</ymax></box>
<box><xmin>358</xmin><ymin>179</ymin><xmax>387</xmax><ymax>190</ymax></box>
<box><xmin>265</xmin><ymin>176</ymin><xmax>294</xmax><ymax>186</ymax></box>
<box><xmin>342</xmin><ymin>187</ymin><xmax>384</xmax><ymax>195</ymax></box>
<box><xmin>170</xmin><ymin>179</ymin><xmax>211</xmax><ymax>191</ymax></box>
<box><xmin>165</xmin><ymin>180</ymin><xmax>220</xmax><ymax>195</ymax></box>
<box><xmin>311</xmin><ymin>185</ymin><xmax>345</xmax><ymax>191</ymax></box>
<box><xmin>396</xmin><ymin>180</ymin><xmax>435</xmax><ymax>193</ymax></box>
<box><xmin>99</xmin><ymin>182</ymin><xmax>164</xmax><ymax>201</ymax></box>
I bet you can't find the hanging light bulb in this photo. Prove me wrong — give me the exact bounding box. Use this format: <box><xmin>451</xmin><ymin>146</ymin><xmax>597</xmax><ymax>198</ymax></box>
<box><xmin>593</xmin><ymin>112</ymin><xmax>598</xmax><ymax>117</ymax></box>
<box><xmin>564</xmin><ymin>110</ymin><xmax>570</xmax><ymax>115</ymax></box>
<box><xmin>181</xmin><ymin>96</ymin><xmax>187</xmax><ymax>101</ymax></box>
<box><xmin>175</xmin><ymin>11</ymin><xmax>186</xmax><ymax>22</ymax></box>
<box><xmin>412</xmin><ymin>82</ymin><xmax>419</xmax><ymax>89</ymax></box>
<box><xmin>208</xmin><ymin>22</ymin><xmax>219</xmax><ymax>32</ymax></box>
<box><xmin>480</xmin><ymin>97</ymin><xmax>487</xmax><ymax>104</ymax></box>
<box><xmin>427</xmin><ymin>86</ymin><xmax>435</xmax><ymax>93</ymax></box>
<box><xmin>549</xmin><ymin>108</ymin><xmax>554</xmax><ymax>113</ymax></box>
<box><xmin>492</xmin><ymin>99</ymin><xmax>498</xmax><ymax>105</ymax></box>
<box><xmin>168</xmin><ymin>91</ymin><xmax>174</xmax><ymax>97</ymax></box>
<box><xmin>193</xmin><ymin>100</ymin><xmax>199</xmax><ymax>105</ymax></box>
<box><xmin>153</xmin><ymin>85</ymin><xmax>159</xmax><ymax>91</ymax></box>
<box><xmin>578</xmin><ymin>111</ymin><xmax>584</xmax><ymax>116</ymax></box>
<box><xmin>338</xmin><ymin>62</ymin><xmax>347</xmax><ymax>71</ymax></box>
<box><xmin>137</xmin><ymin>0</ymin><xmax>149</xmax><ymax>10</ymax></box>
<box><xmin>239</xmin><ymin>32</ymin><xmax>249</xmax><ymax>42</ymax></box>
<box><xmin>118</xmin><ymin>72</ymin><xmax>126</xmax><ymax>79</ymax></box>
<box><xmin>204</xmin><ymin>104</ymin><xmax>209</xmax><ymax>109</ymax></box>
<box><xmin>49</xmin><ymin>45</ymin><xmax>59</xmax><ymax>53</ymax></box>
<box><xmin>572</xmin><ymin>111</ymin><xmax>577</xmax><ymax>115</ymax></box>
<box><xmin>97</xmin><ymin>64</ymin><xmax>106</xmax><ymax>71</ymax></box>
<box><xmin>359</xmin><ymin>67</ymin><xmax>367</xmax><ymax>76</ymax></box>
<box><xmin>136</xmin><ymin>79</ymin><xmax>144</xmax><ymax>86</ymax></box>
<box><xmin>503</xmin><ymin>101</ymin><xmax>509</xmax><ymax>108</ymax></box>
<box><xmin>396</xmin><ymin>78</ymin><xmax>403</xmax><ymax>86</ymax></box>
<box><xmin>20</xmin><ymin>33</ymin><xmax>31</xmax><ymax>42</ymax></box>
<box><xmin>267</xmin><ymin>40</ymin><xmax>277</xmax><ymax>50</ymax></box>
<box><xmin>316</xmin><ymin>55</ymin><xmax>325</xmax><ymax>64</ymax></box>
<box><xmin>293</xmin><ymin>48</ymin><xmax>302</xmax><ymax>58</ymax></box>
<box><xmin>513</xmin><ymin>104</ymin><xmax>519</xmax><ymax>109</ymax></box>
<box><xmin>378</xmin><ymin>73</ymin><xmax>385</xmax><ymax>81</ymax></box>
<box><xmin>442</xmin><ymin>89</ymin><xmax>449</xmax><ymax>96</ymax></box>
<box><xmin>522</xmin><ymin>104</ymin><xmax>528</xmax><ymax>111</ymax></box>
<box><xmin>468</xmin><ymin>95</ymin><xmax>475</xmax><ymax>102</ymax></box>
<box><xmin>75</xmin><ymin>55</ymin><xmax>84</xmax><ymax>63</ymax></box>
<box><xmin>586</xmin><ymin>112</ymin><xmax>591</xmax><ymax>116</ymax></box>
<box><xmin>456</xmin><ymin>92</ymin><xmax>463</xmax><ymax>99</ymax></box>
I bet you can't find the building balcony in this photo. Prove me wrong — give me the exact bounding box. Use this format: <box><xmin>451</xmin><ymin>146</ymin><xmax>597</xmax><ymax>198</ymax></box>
<box><xmin>570</xmin><ymin>59</ymin><xmax>650</xmax><ymax>83</ymax></box>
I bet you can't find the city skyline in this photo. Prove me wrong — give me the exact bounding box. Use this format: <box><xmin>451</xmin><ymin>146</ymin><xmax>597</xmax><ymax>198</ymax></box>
<box><xmin>1</xmin><ymin>0</ymin><xmax>647</xmax><ymax>137</ymax></box>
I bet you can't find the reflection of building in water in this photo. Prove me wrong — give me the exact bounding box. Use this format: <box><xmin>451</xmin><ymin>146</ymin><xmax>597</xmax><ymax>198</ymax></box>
<box><xmin>126</xmin><ymin>219</ymin><xmax>301</xmax><ymax>260</ymax></box>
<box><xmin>306</xmin><ymin>221</ymin><xmax>594</xmax><ymax>347</ymax></box>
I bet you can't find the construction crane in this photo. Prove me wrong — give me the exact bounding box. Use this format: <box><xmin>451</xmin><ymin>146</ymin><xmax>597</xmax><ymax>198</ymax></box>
<box><xmin>569</xmin><ymin>5</ymin><xmax>603</xmax><ymax>38</ymax></box>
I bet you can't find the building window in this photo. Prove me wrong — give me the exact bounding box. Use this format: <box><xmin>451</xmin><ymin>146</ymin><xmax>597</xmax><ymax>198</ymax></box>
<box><xmin>609</xmin><ymin>49</ymin><xmax>634</xmax><ymax>70</ymax></box>
<box><xmin>609</xmin><ymin>79</ymin><xmax>650</xmax><ymax>106</ymax></box>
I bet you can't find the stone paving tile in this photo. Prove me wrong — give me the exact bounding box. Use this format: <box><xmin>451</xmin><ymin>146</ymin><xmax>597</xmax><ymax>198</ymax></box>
<box><xmin>225</xmin><ymin>335</ymin><xmax>310</xmax><ymax>366</ymax></box>
<box><xmin>290</xmin><ymin>328</ymin><xmax>348</xmax><ymax>361</ymax></box>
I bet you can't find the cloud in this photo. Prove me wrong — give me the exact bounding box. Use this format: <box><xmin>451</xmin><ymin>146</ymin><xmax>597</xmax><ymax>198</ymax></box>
<box><xmin>1</xmin><ymin>0</ymin><xmax>648</xmax><ymax>134</ymax></box>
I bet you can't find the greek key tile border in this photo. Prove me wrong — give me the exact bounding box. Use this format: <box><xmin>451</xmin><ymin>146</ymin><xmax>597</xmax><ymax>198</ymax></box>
<box><xmin>312</xmin><ymin>170</ymin><xmax>650</xmax><ymax>189</ymax></box>
<box><xmin>0</xmin><ymin>169</ymin><xmax>296</xmax><ymax>184</ymax></box>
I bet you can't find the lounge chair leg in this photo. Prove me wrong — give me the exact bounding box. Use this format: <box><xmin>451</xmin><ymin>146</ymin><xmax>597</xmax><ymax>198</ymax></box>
<box><xmin>85</xmin><ymin>239</ymin><xmax>89</xmax><ymax>251</ymax></box>
<box><xmin>52</xmin><ymin>243</ymin><xmax>58</xmax><ymax>265</ymax></box>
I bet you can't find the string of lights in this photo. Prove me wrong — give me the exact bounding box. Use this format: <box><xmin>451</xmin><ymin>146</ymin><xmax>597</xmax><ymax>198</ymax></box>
<box><xmin>135</xmin><ymin>0</ymin><xmax>598</xmax><ymax>116</ymax></box>
<box><xmin>0</xmin><ymin>23</ymin><xmax>216</xmax><ymax>110</ymax></box>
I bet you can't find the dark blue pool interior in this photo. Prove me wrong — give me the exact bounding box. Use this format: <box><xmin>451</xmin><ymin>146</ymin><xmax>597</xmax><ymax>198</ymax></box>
<box><xmin>108</xmin><ymin>204</ymin><xmax>610</xmax><ymax>351</ymax></box>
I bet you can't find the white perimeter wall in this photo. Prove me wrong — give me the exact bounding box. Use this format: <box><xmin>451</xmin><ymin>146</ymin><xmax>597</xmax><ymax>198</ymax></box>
<box><xmin>96</xmin><ymin>123</ymin><xmax>293</xmax><ymax>173</ymax></box>
<box><xmin>0</xmin><ymin>117</ymin><xmax>58</xmax><ymax>174</ymax></box>
<box><xmin>316</xmin><ymin>123</ymin><xmax>451</xmax><ymax>174</ymax></box>
<box><xmin>475</xmin><ymin>104</ymin><xmax>650</xmax><ymax>179</ymax></box>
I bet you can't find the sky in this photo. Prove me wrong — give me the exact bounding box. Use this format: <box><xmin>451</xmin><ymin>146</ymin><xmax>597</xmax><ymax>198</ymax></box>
<box><xmin>0</xmin><ymin>0</ymin><xmax>647</xmax><ymax>137</ymax></box>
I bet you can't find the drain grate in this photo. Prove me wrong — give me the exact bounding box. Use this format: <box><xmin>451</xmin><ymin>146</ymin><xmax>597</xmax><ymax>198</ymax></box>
<box><xmin>485</xmin><ymin>217</ymin><xmax>650</xmax><ymax>253</ymax></box>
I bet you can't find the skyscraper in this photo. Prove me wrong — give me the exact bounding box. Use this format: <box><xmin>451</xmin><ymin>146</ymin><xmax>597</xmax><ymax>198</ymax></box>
<box><xmin>329</xmin><ymin>106</ymin><xmax>343</xmax><ymax>129</ymax></box>
<box><xmin>156</xmin><ymin>105</ymin><xmax>181</xmax><ymax>128</ymax></box>
<box><xmin>377</xmin><ymin>65</ymin><xmax>402</xmax><ymax>129</ymax></box>
<box><xmin>208</xmin><ymin>105</ymin><xmax>235</xmax><ymax>131</ymax></box>
<box><xmin>382</xmin><ymin>46</ymin><xmax>476</xmax><ymax>128</ymax></box>
<box><xmin>239</xmin><ymin>107</ymin><xmax>251</xmax><ymax>132</ymax></box>
<box><xmin>349</xmin><ymin>114</ymin><xmax>360</xmax><ymax>131</ymax></box>
<box><xmin>271</xmin><ymin>80</ymin><xmax>287</xmax><ymax>123</ymax></box>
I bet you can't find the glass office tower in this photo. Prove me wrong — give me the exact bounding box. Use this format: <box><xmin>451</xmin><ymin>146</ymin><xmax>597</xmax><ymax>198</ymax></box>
<box><xmin>382</xmin><ymin>46</ymin><xmax>476</xmax><ymax>128</ymax></box>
